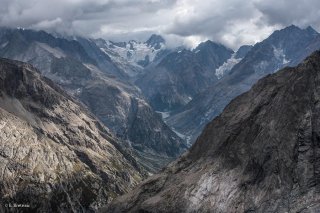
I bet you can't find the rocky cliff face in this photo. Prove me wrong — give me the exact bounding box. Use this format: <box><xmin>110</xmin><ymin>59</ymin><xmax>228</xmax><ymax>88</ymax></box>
<box><xmin>0</xmin><ymin>58</ymin><xmax>147</xmax><ymax>212</ymax></box>
<box><xmin>168</xmin><ymin>25</ymin><xmax>320</xmax><ymax>144</ymax></box>
<box><xmin>104</xmin><ymin>51</ymin><xmax>320</xmax><ymax>212</ymax></box>
<box><xmin>235</xmin><ymin>45</ymin><xmax>253</xmax><ymax>59</ymax></box>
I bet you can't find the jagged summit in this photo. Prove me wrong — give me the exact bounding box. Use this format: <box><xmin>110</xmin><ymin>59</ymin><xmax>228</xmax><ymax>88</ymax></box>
<box><xmin>194</xmin><ymin>40</ymin><xmax>233</xmax><ymax>52</ymax></box>
<box><xmin>305</xmin><ymin>25</ymin><xmax>319</xmax><ymax>35</ymax></box>
<box><xmin>283</xmin><ymin>24</ymin><xmax>300</xmax><ymax>30</ymax></box>
<box><xmin>104</xmin><ymin>51</ymin><xmax>320</xmax><ymax>212</ymax></box>
<box><xmin>235</xmin><ymin>44</ymin><xmax>253</xmax><ymax>59</ymax></box>
<box><xmin>145</xmin><ymin>34</ymin><xmax>165</xmax><ymax>49</ymax></box>
<box><xmin>269</xmin><ymin>24</ymin><xmax>319</xmax><ymax>41</ymax></box>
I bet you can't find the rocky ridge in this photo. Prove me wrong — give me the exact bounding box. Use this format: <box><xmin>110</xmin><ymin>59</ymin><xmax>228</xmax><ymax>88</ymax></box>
<box><xmin>104</xmin><ymin>51</ymin><xmax>320</xmax><ymax>212</ymax></box>
<box><xmin>0</xmin><ymin>58</ymin><xmax>146</xmax><ymax>212</ymax></box>
<box><xmin>167</xmin><ymin>25</ymin><xmax>320</xmax><ymax>144</ymax></box>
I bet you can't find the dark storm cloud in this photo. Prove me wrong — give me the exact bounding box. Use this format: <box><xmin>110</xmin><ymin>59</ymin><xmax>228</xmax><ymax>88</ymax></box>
<box><xmin>0</xmin><ymin>0</ymin><xmax>319</xmax><ymax>49</ymax></box>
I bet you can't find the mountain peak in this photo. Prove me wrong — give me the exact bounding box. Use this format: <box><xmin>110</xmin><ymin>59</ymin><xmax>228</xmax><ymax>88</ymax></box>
<box><xmin>271</xmin><ymin>24</ymin><xmax>301</xmax><ymax>35</ymax></box>
<box><xmin>278</xmin><ymin>24</ymin><xmax>318</xmax><ymax>35</ymax></box>
<box><xmin>285</xmin><ymin>24</ymin><xmax>300</xmax><ymax>30</ymax></box>
<box><xmin>145</xmin><ymin>34</ymin><xmax>165</xmax><ymax>49</ymax></box>
<box><xmin>265</xmin><ymin>25</ymin><xmax>319</xmax><ymax>48</ymax></box>
<box><xmin>305</xmin><ymin>25</ymin><xmax>319</xmax><ymax>35</ymax></box>
<box><xmin>235</xmin><ymin>45</ymin><xmax>253</xmax><ymax>59</ymax></box>
<box><xmin>197</xmin><ymin>40</ymin><xmax>222</xmax><ymax>48</ymax></box>
<box><xmin>194</xmin><ymin>40</ymin><xmax>233</xmax><ymax>54</ymax></box>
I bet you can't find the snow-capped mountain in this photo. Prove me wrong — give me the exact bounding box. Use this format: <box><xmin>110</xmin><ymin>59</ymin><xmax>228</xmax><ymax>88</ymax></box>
<box><xmin>145</xmin><ymin>34</ymin><xmax>165</xmax><ymax>49</ymax></box>
<box><xmin>95</xmin><ymin>34</ymin><xmax>168</xmax><ymax>77</ymax></box>
<box><xmin>167</xmin><ymin>25</ymin><xmax>320</xmax><ymax>145</ymax></box>
<box><xmin>136</xmin><ymin>40</ymin><xmax>234</xmax><ymax>111</ymax></box>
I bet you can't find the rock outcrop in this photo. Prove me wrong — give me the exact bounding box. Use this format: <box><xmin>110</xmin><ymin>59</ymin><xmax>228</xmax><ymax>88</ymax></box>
<box><xmin>104</xmin><ymin>51</ymin><xmax>320</xmax><ymax>212</ymax></box>
<box><xmin>0</xmin><ymin>58</ymin><xmax>145</xmax><ymax>212</ymax></box>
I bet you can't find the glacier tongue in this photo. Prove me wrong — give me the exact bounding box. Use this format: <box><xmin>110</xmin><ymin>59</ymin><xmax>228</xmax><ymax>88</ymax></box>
<box><xmin>215</xmin><ymin>53</ymin><xmax>242</xmax><ymax>79</ymax></box>
<box><xmin>273</xmin><ymin>46</ymin><xmax>290</xmax><ymax>65</ymax></box>
<box><xmin>100</xmin><ymin>40</ymin><xmax>165</xmax><ymax>68</ymax></box>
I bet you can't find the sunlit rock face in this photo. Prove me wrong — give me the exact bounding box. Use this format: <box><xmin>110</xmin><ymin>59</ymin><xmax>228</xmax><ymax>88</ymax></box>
<box><xmin>0</xmin><ymin>58</ymin><xmax>146</xmax><ymax>212</ymax></box>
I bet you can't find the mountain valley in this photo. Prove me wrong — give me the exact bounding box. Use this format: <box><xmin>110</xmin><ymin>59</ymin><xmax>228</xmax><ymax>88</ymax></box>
<box><xmin>1</xmin><ymin>24</ymin><xmax>320</xmax><ymax>212</ymax></box>
<box><xmin>105</xmin><ymin>50</ymin><xmax>320</xmax><ymax>213</ymax></box>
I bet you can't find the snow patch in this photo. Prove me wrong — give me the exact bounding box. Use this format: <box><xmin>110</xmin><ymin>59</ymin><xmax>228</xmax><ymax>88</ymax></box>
<box><xmin>215</xmin><ymin>53</ymin><xmax>242</xmax><ymax>79</ymax></box>
<box><xmin>273</xmin><ymin>46</ymin><xmax>290</xmax><ymax>65</ymax></box>
<box><xmin>99</xmin><ymin>40</ymin><xmax>165</xmax><ymax>68</ymax></box>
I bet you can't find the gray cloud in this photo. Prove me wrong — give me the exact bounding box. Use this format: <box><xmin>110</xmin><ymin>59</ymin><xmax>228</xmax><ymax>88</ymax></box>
<box><xmin>255</xmin><ymin>0</ymin><xmax>320</xmax><ymax>28</ymax></box>
<box><xmin>0</xmin><ymin>0</ymin><xmax>319</xmax><ymax>49</ymax></box>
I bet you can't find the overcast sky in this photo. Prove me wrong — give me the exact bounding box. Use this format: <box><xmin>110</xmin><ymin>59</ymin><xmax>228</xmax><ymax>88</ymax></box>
<box><xmin>0</xmin><ymin>0</ymin><xmax>320</xmax><ymax>49</ymax></box>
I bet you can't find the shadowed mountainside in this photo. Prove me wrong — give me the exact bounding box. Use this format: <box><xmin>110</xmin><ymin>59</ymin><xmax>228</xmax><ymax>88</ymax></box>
<box><xmin>104</xmin><ymin>51</ymin><xmax>320</xmax><ymax>212</ymax></box>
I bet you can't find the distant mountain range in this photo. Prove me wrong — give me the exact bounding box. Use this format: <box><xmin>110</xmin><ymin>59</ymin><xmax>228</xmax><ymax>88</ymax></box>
<box><xmin>1</xmin><ymin>25</ymin><xmax>320</xmax><ymax>160</ymax></box>
<box><xmin>0</xmin><ymin>27</ymin><xmax>186</xmax><ymax>173</ymax></box>
<box><xmin>167</xmin><ymin>25</ymin><xmax>320</xmax><ymax>144</ymax></box>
